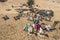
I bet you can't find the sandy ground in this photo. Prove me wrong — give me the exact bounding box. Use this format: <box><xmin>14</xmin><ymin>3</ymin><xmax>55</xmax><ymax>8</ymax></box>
<box><xmin>0</xmin><ymin>0</ymin><xmax>60</xmax><ymax>40</ymax></box>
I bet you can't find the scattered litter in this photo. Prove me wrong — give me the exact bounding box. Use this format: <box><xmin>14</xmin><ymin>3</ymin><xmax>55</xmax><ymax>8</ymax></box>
<box><xmin>2</xmin><ymin>15</ymin><xmax>9</xmax><ymax>21</ymax></box>
<box><xmin>14</xmin><ymin>16</ymin><xmax>20</xmax><ymax>20</ymax></box>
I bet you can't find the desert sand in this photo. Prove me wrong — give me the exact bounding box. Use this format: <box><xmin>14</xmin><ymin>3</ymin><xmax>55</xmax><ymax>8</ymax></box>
<box><xmin>0</xmin><ymin>0</ymin><xmax>60</xmax><ymax>40</ymax></box>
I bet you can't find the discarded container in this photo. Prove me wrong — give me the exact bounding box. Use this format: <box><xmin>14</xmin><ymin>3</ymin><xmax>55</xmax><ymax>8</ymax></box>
<box><xmin>24</xmin><ymin>24</ymin><xmax>30</xmax><ymax>31</ymax></box>
<box><xmin>34</xmin><ymin>18</ymin><xmax>39</xmax><ymax>24</ymax></box>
